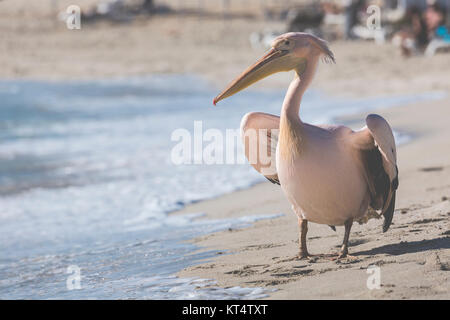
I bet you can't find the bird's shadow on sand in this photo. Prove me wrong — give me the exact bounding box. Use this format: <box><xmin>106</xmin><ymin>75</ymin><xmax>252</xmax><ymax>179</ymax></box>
<box><xmin>353</xmin><ymin>237</ymin><xmax>450</xmax><ymax>256</ymax></box>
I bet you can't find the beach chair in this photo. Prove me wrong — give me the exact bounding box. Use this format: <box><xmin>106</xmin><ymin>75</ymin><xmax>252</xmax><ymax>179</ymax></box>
<box><xmin>425</xmin><ymin>25</ymin><xmax>450</xmax><ymax>56</ymax></box>
<box><xmin>425</xmin><ymin>39</ymin><xmax>450</xmax><ymax>56</ymax></box>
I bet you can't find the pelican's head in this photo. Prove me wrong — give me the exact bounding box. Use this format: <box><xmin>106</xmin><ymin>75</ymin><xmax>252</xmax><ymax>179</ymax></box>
<box><xmin>213</xmin><ymin>32</ymin><xmax>335</xmax><ymax>105</ymax></box>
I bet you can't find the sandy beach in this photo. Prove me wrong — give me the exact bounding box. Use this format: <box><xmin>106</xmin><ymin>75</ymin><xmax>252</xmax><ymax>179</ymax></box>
<box><xmin>2</xmin><ymin>0</ymin><xmax>449</xmax><ymax>96</ymax></box>
<box><xmin>1</xmin><ymin>0</ymin><xmax>449</xmax><ymax>299</ymax></box>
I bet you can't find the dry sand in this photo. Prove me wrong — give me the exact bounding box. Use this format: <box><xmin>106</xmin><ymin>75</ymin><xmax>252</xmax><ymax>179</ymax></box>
<box><xmin>1</xmin><ymin>0</ymin><xmax>449</xmax><ymax>299</ymax></box>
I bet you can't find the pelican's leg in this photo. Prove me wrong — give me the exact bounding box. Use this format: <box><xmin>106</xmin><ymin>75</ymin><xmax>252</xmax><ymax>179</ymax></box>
<box><xmin>298</xmin><ymin>218</ymin><xmax>309</xmax><ymax>259</ymax></box>
<box><xmin>339</xmin><ymin>218</ymin><xmax>353</xmax><ymax>258</ymax></box>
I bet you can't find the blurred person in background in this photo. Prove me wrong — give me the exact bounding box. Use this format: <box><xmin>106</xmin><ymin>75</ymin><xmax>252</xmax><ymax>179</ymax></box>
<box><xmin>393</xmin><ymin>0</ymin><xmax>448</xmax><ymax>56</ymax></box>
<box><xmin>343</xmin><ymin>0</ymin><xmax>367</xmax><ymax>40</ymax></box>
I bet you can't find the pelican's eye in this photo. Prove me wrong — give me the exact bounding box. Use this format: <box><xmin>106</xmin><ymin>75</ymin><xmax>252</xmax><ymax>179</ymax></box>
<box><xmin>277</xmin><ymin>40</ymin><xmax>291</xmax><ymax>51</ymax></box>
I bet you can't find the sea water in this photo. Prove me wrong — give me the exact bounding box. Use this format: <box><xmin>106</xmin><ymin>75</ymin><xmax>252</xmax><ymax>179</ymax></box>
<box><xmin>0</xmin><ymin>75</ymin><xmax>444</xmax><ymax>299</ymax></box>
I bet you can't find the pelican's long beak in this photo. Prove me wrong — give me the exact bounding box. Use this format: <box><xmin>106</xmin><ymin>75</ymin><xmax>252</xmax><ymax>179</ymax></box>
<box><xmin>213</xmin><ymin>48</ymin><xmax>295</xmax><ymax>105</ymax></box>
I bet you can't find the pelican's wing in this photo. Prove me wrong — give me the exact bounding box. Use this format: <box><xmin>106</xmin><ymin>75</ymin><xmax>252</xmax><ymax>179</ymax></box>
<box><xmin>351</xmin><ymin>114</ymin><xmax>399</xmax><ymax>232</ymax></box>
<box><xmin>240</xmin><ymin>112</ymin><xmax>280</xmax><ymax>185</ymax></box>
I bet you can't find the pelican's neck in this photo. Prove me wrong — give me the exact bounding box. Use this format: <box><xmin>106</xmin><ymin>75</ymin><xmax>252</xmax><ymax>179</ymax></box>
<box><xmin>281</xmin><ymin>55</ymin><xmax>319</xmax><ymax>121</ymax></box>
<box><xmin>278</xmin><ymin>55</ymin><xmax>319</xmax><ymax>160</ymax></box>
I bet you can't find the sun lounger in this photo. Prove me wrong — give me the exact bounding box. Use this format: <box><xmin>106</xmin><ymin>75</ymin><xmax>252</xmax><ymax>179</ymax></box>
<box><xmin>425</xmin><ymin>38</ymin><xmax>450</xmax><ymax>56</ymax></box>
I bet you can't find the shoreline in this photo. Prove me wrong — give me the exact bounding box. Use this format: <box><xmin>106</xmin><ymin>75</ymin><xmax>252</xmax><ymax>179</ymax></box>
<box><xmin>2</xmin><ymin>1</ymin><xmax>449</xmax><ymax>299</ymax></box>
<box><xmin>175</xmin><ymin>95</ymin><xmax>450</xmax><ymax>299</ymax></box>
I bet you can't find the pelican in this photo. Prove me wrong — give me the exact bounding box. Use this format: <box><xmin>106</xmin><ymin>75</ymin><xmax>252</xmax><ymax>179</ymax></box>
<box><xmin>213</xmin><ymin>33</ymin><xmax>399</xmax><ymax>259</ymax></box>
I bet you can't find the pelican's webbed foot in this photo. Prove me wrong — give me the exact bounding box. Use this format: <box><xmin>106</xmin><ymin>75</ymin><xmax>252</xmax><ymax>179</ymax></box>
<box><xmin>338</xmin><ymin>218</ymin><xmax>353</xmax><ymax>259</ymax></box>
<box><xmin>297</xmin><ymin>218</ymin><xmax>310</xmax><ymax>260</ymax></box>
<box><xmin>338</xmin><ymin>245</ymin><xmax>349</xmax><ymax>259</ymax></box>
<box><xmin>298</xmin><ymin>250</ymin><xmax>311</xmax><ymax>260</ymax></box>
